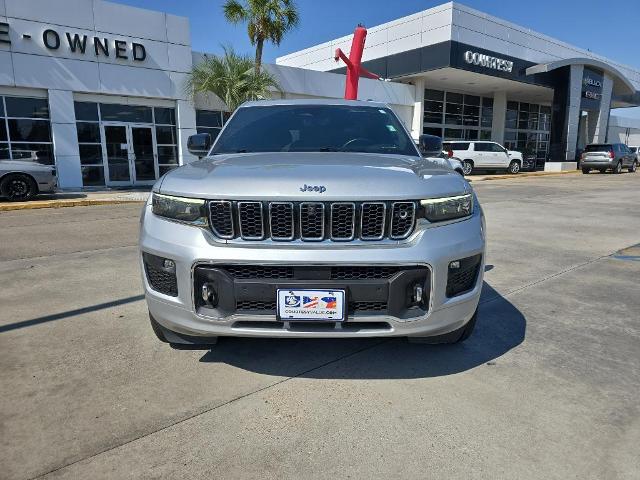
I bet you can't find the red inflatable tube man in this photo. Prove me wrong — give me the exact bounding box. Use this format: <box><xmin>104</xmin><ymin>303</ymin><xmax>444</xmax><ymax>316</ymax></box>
<box><xmin>334</xmin><ymin>25</ymin><xmax>380</xmax><ymax>100</ymax></box>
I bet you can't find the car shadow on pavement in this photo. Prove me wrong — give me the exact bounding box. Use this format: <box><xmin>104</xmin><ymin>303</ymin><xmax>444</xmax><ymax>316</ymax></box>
<box><xmin>198</xmin><ymin>282</ymin><xmax>526</xmax><ymax>379</ymax></box>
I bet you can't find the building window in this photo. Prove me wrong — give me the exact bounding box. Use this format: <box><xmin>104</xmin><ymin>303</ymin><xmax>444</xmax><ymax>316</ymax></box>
<box><xmin>74</xmin><ymin>102</ymin><xmax>180</xmax><ymax>186</ymax></box>
<box><xmin>154</xmin><ymin>107</ymin><xmax>178</xmax><ymax>176</ymax></box>
<box><xmin>504</xmin><ymin>101</ymin><xmax>552</xmax><ymax>169</ymax></box>
<box><xmin>0</xmin><ymin>96</ymin><xmax>55</xmax><ymax>165</ymax></box>
<box><xmin>424</xmin><ymin>89</ymin><xmax>493</xmax><ymax>140</ymax></box>
<box><xmin>74</xmin><ymin>102</ymin><xmax>104</xmax><ymax>186</ymax></box>
<box><xmin>196</xmin><ymin>109</ymin><xmax>227</xmax><ymax>140</ymax></box>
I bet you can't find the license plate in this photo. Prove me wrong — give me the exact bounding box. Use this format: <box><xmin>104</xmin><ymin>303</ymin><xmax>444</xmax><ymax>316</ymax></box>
<box><xmin>277</xmin><ymin>289</ymin><xmax>346</xmax><ymax>321</ymax></box>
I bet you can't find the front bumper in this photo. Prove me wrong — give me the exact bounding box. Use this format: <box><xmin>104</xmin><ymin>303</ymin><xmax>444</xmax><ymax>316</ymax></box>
<box><xmin>139</xmin><ymin>202</ymin><xmax>485</xmax><ymax>338</ymax></box>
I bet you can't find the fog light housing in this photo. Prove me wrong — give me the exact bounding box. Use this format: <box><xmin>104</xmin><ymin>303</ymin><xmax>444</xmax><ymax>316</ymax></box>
<box><xmin>446</xmin><ymin>254</ymin><xmax>482</xmax><ymax>298</ymax></box>
<box><xmin>142</xmin><ymin>252</ymin><xmax>178</xmax><ymax>297</ymax></box>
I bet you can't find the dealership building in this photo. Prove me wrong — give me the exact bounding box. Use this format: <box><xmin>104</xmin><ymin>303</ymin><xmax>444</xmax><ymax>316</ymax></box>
<box><xmin>1</xmin><ymin>0</ymin><xmax>639</xmax><ymax>189</ymax></box>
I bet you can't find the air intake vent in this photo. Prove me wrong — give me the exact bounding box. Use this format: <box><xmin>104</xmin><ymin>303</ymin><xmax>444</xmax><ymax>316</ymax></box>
<box><xmin>330</xmin><ymin>203</ymin><xmax>355</xmax><ymax>240</ymax></box>
<box><xmin>238</xmin><ymin>202</ymin><xmax>264</xmax><ymax>240</ymax></box>
<box><xmin>390</xmin><ymin>202</ymin><xmax>416</xmax><ymax>239</ymax></box>
<box><xmin>300</xmin><ymin>202</ymin><xmax>325</xmax><ymax>240</ymax></box>
<box><xmin>209</xmin><ymin>201</ymin><xmax>234</xmax><ymax>239</ymax></box>
<box><xmin>361</xmin><ymin>202</ymin><xmax>386</xmax><ymax>240</ymax></box>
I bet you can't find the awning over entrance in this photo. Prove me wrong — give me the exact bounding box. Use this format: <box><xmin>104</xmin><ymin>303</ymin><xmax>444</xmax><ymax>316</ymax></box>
<box><xmin>525</xmin><ymin>58</ymin><xmax>636</xmax><ymax>97</ymax></box>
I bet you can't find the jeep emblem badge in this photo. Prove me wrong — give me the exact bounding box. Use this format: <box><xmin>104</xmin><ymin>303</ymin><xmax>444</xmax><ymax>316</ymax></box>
<box><xmin>300</xmin><ymin>184</ymin><xmax>326</xmax><ymax>193</ymax></box>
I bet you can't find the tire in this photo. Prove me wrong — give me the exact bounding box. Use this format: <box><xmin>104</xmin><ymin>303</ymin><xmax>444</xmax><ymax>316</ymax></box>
<box><xmin>613</xmin><ymin>162</ymin><xmax>622</xmax><ymax>174</ymax></box>
<box><xmin>0</xmin><ymin>173</ymin><xmax>37</xmax><ymax>201</ymax></box>
<box><xmin>629</xmin><ymin>161</ymin><xmax>637</xmax><ymax>173</ymax></box>
<box><xmin>408</xmin><ymin>308</ymin><xmax>478</xmax><ymax>344</ymax></box>
<box><xmin>508</xmin><ymin>160</ymin><xmax>521</xmax><ymax>174</ymax></box>
<box><xmin>461</xmin><ymin>160</ymin><xmax>474</xmax><ymax>175</ymax></box>
<box><xmin>582</xmin><ymin>167</ymin><xmax>590</xmax><ymax>174</ymax></box>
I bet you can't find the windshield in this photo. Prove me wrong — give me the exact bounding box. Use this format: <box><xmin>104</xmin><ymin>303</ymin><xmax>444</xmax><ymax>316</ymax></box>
<box><xmin>211</xmin><ymin>104</ymin><xmax>419</xmax><ymax>156</ymax></box>
<box><xmin>630</xmin><ymin>147</ymin><xmax>637</xmax><ymax>153</ymax></box>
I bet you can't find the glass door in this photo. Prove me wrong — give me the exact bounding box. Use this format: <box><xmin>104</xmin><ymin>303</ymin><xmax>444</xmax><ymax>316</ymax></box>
<box><xmin>104</xmin><ymin>125</ymin><xmax>132</xmax><ymax>185</ymax></box>
<box><xmin>130</xmin><ymin>126</ymin><xmax>157</xmax><ymax>185</ymax></box>
<box><xmin>103</xmin><ymin>124</ymin><xmax>159</xmax><ymax>186</ymax></box>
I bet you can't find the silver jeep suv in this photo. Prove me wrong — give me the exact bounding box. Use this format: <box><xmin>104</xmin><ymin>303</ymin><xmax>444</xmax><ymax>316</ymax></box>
<box><xmin>139</xmin><ymin>100</ymin><xmax>485</xmax><ymax>346</ymax></box>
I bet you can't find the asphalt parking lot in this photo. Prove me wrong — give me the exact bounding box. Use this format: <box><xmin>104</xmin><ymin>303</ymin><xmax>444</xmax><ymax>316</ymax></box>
<box><xmin>1</xmin><ymin>173</ymin><xmax>639</xmax><ymax>480</ymax></box>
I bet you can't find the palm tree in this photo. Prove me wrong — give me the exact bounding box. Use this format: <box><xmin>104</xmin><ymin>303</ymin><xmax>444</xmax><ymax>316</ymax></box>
<box><xmin>185</xmin><ymin>47</ymin><xmax>279</xmax><ymax>112</ymax></box>
<box><xmin>223</xmin><ymin>0</ymin><xmax>299</xmax><ymax>73</ymax></box>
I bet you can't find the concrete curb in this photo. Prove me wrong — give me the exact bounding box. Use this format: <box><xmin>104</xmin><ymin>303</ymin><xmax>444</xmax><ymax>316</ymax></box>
<box><xmin>0</xmin><ymin>198</ymin><xmax>145</xmax><ymax>212</ymax></box>
<box><xmin>468</xmin><ymin>170</ymin><xmax>580</xmax><ymax>182</ymax></box>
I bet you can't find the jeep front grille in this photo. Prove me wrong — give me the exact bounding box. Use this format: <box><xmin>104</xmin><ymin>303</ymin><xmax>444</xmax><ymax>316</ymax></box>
<box><xmin>207</xmin><ymin>201</ymin><xmax>416</xmax><ymax>242</ymax></box>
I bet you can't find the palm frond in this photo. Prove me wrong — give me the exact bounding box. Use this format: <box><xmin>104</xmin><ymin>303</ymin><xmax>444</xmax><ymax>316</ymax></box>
<box><xmin>223</xmin><ymin>0</ymin><xmax>248</xmax><ymax>23</ymax></box>
<box><xmin>185</xmin><ymin>46</ymin><xmax>279</xmax><ymax>112</ymax></box>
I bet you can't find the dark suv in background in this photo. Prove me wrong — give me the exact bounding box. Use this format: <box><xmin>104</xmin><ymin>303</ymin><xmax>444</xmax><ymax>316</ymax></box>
<box><xmin>581</xmin><ymin>143</ymin><xmax>637</xmax><ymax>174</ymax></box>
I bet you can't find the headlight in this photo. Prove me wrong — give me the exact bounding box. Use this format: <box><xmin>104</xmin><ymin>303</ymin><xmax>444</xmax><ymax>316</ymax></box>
<box><xmin>152</xmin><ymin>193</ymin><xmax>207</xmax><ymax>226</ymax></box>
<box><xmin>420</xmin><ymin>194</ymin><xmax>473</xmax><ymax>222</ymax></box>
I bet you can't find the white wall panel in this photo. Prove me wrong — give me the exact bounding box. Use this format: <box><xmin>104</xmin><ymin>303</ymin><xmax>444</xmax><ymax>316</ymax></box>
<box><xmin>421</xmin><ymin>7</ymin><xmax>452</xmax><ymax>32</ymax></box>
<box><xmin>421</xmin><ymin>24</ymin><xmax>450</xmax><ymax>47</ymax></box>
<box><xmin>48</xmin><ymin>89</ymin><xmax>76</xmax><ymax>124</ymax></box>
<box><xmin>12</xmin><ymin>53</ymin><xmax>100</xmax><ymax>91</ymax></box>
<box><xmin>54</xmin><ymin>154</ymin><xmax>82</xmax><ymax>188</ymax></box>
<box><xmin>387</xmin><ymin>34</ymin><xmax>420</xmax><ymax>57</ymax></box>
<box><xmin>167</xmin><ymin>43</ymin><xmax>192</xmax><ymax>73</ymax></box>
<box><xmin>364</xmin><ymin>26</ymin><xmax>388</xmax><ymax>48</ymax></box>
<box><xmin>168</xmin><ymin>71</ymin><xmax>190</xmax><ymax>100</ymax></box>
<box><xmin>98</xmin><ymin>62</ymin><xmax>172</xmax><ymax>97</ymax></box>
<box><xmin>361</xmin><ymin>43</ymin><xmax>387</xmax><ymax>63</ymax></box>
<box><xmin>51</xmin><ymin>122</ymin><xmax>79</xmax><ymax>157</ymax></box>
<box><xmin>0</xmin><ymin>51</ymin><xmax>14</xmax><ymax>86</ymax></box>
<box><xmin>387</xmin><ymin>16</ymin><xmax>421</xmax><ymax>42</ymax></box>
<box><xmin>6</xmin><ymin>0</ymin><xmax>94</xmax><ymax>29</ymax></box>
<box><xmin>166</xmin><ymin>14</ymin><xmax>190</xmax><ymax>46</ymax></box>
<box><xmin>92</xmin><ymin>0</ymin><xmax>167</xmax><ymax>42</ymax></box>
<box><xmin>0</xmin><ymin>0</ymin><xmax>6</xmax><ymax>16</ymax></box>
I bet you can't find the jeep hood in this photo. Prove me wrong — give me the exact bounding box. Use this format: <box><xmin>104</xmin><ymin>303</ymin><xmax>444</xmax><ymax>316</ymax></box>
<box><xmin>158</xmin><ymin>152</ymin><xmax>471</xmax><ymax>201</ymax></box>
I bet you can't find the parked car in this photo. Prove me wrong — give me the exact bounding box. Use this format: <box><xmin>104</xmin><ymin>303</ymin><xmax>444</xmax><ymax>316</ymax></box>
<box><xmin>416</xmin><ymin>134</ymin><xmax>464</xmax><ymax>175</ymax></box>
<box><xmin>581</xmin><ymin>143</ymin><xmax>637</xmax><ymax>174</ymax></box>
<box><xmin>141</xmin><ymin>100</ymin><xmax>485</xmax><ymax>346</ymax></box>
<box><xmin>0</xmin><ymin>159</ymin><xmax>58</xmax><ymax>201</ymax></box>
<box><xmin>442</xmin><ymin>141</ymin><xmax>522</xmax><ymax>175</ymax></box>
<box><xmin>629</xmin><ymin>146</ymin><xmax>639</xmax><ymax>162</ymax></box>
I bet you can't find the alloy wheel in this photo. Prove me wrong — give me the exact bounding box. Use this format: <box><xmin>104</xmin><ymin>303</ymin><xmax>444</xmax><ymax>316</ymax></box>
<box><xmin>7</xmin><ymin>178</ymin><xmax>30</xmax><ymax>200</ymax></box>
<box><xmin>462</xmin><ymin>161</ymin><xmax>473</xmax><ymax>175</ymax></box>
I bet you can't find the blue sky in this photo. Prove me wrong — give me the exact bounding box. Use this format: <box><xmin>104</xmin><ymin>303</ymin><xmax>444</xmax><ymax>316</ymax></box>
<box><xmin>114</xmin><ymin>0</ymin><xmax>640</xmax><ymax>118</ymax></box>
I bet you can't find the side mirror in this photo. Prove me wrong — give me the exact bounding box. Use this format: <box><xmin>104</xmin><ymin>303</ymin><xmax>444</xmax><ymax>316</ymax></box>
<box><xmin>418</xmin><ymin>134</ymin><xmax>443</xmax><ymax>156</ymax></box>
<box><xmin>187</xmin><ymin>133</ymin><xmax>212</xmax><ymax>157</ymax></box>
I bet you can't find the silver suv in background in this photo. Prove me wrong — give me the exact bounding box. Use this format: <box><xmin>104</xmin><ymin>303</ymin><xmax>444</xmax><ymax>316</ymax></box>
<box><xmin>629</xmin><ymin>146</ymin><xmax>639</xmax><ymax>162</ymax></box>
<box><xmin>0</xmin><ymin>155</ymin><xmax>58</xmax><ymax>201</ymax></box>
<box><xmin>581</xmin><ymin>143</ymin><xmax>637</xmax><ymax>174</ymax></box>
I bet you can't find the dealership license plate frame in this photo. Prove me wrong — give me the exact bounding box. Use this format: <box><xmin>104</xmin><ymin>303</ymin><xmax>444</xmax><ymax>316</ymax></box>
<box><xmin>276</xmin><ymin>288</ymin><xmax>346</xmax><ymax>322</ymax></box>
